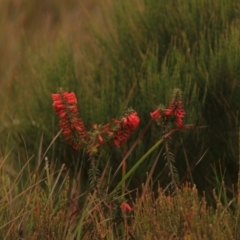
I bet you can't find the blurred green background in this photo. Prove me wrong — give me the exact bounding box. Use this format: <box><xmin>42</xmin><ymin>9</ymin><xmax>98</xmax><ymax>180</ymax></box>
<box><xmin>1</xmin><ymin>0</ymin><xmax>240</xmax><ymax>198</ymax></box>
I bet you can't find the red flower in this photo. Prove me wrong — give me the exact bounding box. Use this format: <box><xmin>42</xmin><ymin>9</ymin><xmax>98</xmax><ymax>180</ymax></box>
<box><xmin>173</xmin><ymin>102</ymin><xmax>185</xmax><ymax>128</ymax></box>
<box><xmin>112</xmin><ymin>111</ymin><xmax>140</xmax><ymax>148</ymax></box>
<box><xmin>122</xmin><ymin>112</ymin><xmax>140</xmax><ymax>130</ymax></box>
<box><xmin>101</xmin><ymin>111</ymin><xmax>140</xmax><ymax>148</ymax></box>
<box><xmin>165</xmin><ymin>109</ymin><xmax>173</xmax><ymax>116</ymax></box>
<box><xmin>150</xmin><ymin>109</ymin><xmax>161</xmax><ymax>120</ymax></box>
<box><xmin>165</xmin><ymin>103</ymin><xmax>174</xmax><ymax>116</ymax></box>
<box><xmin>52</xmin><ymin>91</ymin><xmax>87</xmax><ymax>150</ymax></box>
<box><xmin>164</xmin><ymin>101</ymin><xmax>185</xmax><ymax>128</ymax></box>
<box><xmin>98</xmin><ymin>135</ymin><xmax>104</xmax><ymax>144</ymax></box>
<box><xmin>175</xmin><ymin>117</ymin><xmax>183</xmax><ymax>128</ymax></box>
<box><xmin>120</xmin><ymin>202</ymin><xmax>133</xmax><ymax>212</ymax></box>
<box><xmin>164</xmin><ymin>101</ymin><xmax>175</xmax><ymax>116</ymax></box>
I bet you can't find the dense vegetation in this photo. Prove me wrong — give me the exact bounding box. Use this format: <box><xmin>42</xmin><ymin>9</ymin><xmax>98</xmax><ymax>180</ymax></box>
<box><xmin>0</xmin><ymin>0</ymin><xmax>240</xmax><ymax>238</ymax></box>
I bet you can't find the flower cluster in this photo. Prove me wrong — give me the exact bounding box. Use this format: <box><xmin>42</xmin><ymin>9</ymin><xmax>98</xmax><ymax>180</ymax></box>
<box><xmin>52</xmin><ymin>91</ymin><xmax>87</xmax><ymax>150</ymax></box>
<box><xmin>165</xmin><ymin>101</ymin><xmax>185</xmax><ymax>128</ymax></box>
<box><xmin>86</xmin><ymin>111</ymin><xmax>140</xmax><ymax>152</ymax></box>
<box><xmin>52</xmin><ymin>90</ymin><xmax>140</xmax><ymax>152</ymax></box>
<box><xmin>104</xmin><ymin>111</ymin><xmax>140</xmax><ymax>148</ymax></box>
<box><xmin>150</xmin><ymin>89</ymin><xmax>186</xmax><ymax>128</ymax></box>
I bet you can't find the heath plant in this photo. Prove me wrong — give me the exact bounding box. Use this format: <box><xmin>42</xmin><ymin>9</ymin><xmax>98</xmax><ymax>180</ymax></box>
<box><xmin>51</xmin><ymin>87</ymin><xmax>200</xmax><ymax>237</ymax></box>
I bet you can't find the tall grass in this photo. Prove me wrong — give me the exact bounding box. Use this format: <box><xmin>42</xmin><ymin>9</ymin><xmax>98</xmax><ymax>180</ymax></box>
<box><xmin>1</xmin><ymin>146</ymin><xmax>240</xmax><ymax>239</ymax></box>
<box><xmin>4</xmin><ymin>0</ymin><xmax>239</xmax><ymax>192</ymax></box>
<box><xmin>1</xmin><ymin>0</ymin><xmax>240</xmax><ymax>225</ymax></box>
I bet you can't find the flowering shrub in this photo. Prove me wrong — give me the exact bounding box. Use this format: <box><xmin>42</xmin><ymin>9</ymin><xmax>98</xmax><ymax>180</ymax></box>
<box><xmin>149</xmin><ymin>89</ymin><xmax>188</xmax><ymax>192</ymax></box>
<box><xmin>52</xmin><ymin>88</ymin><xmax>190</xmax><ymax>227</ymax></box>
<box><xmin>52</xmin><ymin>89</ymin><xmax>140</xmax><ymax>229</ymax></box>
<box><xmin>52</xmin><ymin>89</ymin><xmax>140</xmax><ymax>153</ymax></box>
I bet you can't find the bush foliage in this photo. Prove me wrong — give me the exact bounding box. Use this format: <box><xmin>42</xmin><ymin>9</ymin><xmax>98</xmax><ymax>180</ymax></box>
<box><xmin>1</xmin><ymin>0</ymin><xmax>240</xmax><ymax>238</ymax></box>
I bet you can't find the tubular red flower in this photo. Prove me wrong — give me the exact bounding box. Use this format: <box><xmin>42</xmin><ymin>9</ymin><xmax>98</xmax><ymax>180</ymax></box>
<box><xmin>164</xmin><ymin>101</ymin><xmax>185</xmax><ymax>128</ymax></box>
<box><xmin>98</xmin><ymin>135</ymin><xmax>104</xmax><ymax>144</ymax></box>
<box><xmin>165</xmin><ymin>108</ymin><xmax>173</xmax><ymax>116</ymax></box>
<box><xmin>122</xmin><ymin>112</ymin><xmax>140</xmax><ymax>130</ymax></box>
<box><xmin>106</xmin><ymin>111</ymin><xmax>140</xmax><ymax>148</ymax></box>
<box><xmin>114</xmin><ymin>112</ymin><xmax>140</xmax><ymax>147</ymax></box>
<box><xmin>173</xmin><ymin>102</ymin><xmax>185</xmax><ymax>128</ymax></box>
<box><xmin>121</xmin><ymin>202</ymin><xmax>133</xmax><ymax>212</ymax></box>
<box><xmin>175</xmin><ymin>117</ymin><xmax>183</xmax><ymax>128</ymax></box>
<box><xmin>52</xmin><ymin>91</ymin><xmax>87</xmax><ymax>150</ymax></box>
<box><xmin>150</xmin><ymin>109</ymin><xmax>161</xmax><ymax>120</ymax></box>
<box><xmin>63</xmin><ymin>92</ymin><xmax>77</xmax><ymax>104</ymax></box>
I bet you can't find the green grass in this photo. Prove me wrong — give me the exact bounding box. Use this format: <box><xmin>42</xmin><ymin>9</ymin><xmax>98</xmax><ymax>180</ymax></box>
<box><xmin>1</xmin><ymin>0</ymin><xmax>240</xmax><ymax>238</ymax></box>
<box><xmin>0</xmin><ymin>147</ymin><xmax>240</xmax><ymax>239</ymax></box>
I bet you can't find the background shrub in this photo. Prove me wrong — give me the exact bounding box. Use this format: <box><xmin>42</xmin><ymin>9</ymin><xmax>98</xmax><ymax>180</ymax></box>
<box><xmin>1</xmin><ymin>0</ymin><xmax>240</xmax><ymax>196</ymax></box>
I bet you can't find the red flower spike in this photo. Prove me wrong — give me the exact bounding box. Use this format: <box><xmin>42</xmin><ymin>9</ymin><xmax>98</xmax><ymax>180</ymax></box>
<box><xmin>52</xmin><ymin>91</ymin><xmax>87</xmax><ymax>150</ymax></box>
<box><xmin>167</xmin><ymin>89</ymin><xmax>186</xmax><ymax>128</ymax></box>
<box><xmin>121</xmin><ymin>202</ymin><xmax>133</xmax><ymax>212</ymax></box>
<box><xmin>171</xmin><ymin>102</ymin><xmax>185</xmax><ymax>128</ymax></box>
